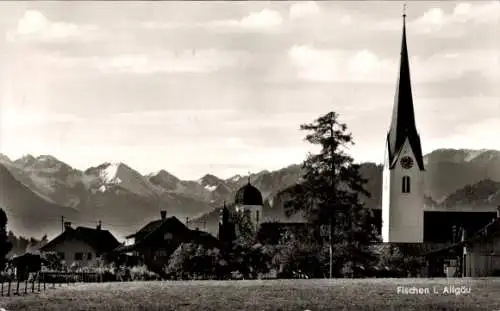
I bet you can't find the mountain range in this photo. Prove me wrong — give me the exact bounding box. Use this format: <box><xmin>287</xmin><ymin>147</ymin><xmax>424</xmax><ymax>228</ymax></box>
<box><xmin>1</xmin><ymin>148</ymin><xmax>500</xmax><ymax>240</ymax></box>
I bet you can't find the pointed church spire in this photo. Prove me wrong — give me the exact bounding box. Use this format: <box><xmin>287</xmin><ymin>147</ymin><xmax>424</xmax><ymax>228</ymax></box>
<box><xmin>386</xmin><ymin>7</ymin><xmax>424</xmax><ymax>171</ymax></box>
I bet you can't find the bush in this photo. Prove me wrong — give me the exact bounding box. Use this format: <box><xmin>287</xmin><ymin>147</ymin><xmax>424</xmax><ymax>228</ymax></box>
<box><xmin>130</xmin><ymin>265</ymin><xmax>159</xmax><ymax>281</ymax></box>
<box><xmin>165</xmin><ymin>243</ymin><xmax>225</xmax><ymax>280</ymax></box>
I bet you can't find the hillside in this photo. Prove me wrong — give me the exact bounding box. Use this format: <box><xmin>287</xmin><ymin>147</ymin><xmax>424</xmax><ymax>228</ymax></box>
<box><xmin>1</xmin><ymin>148</ymin><xmax>499</xmax><ymax>240</ymax></box>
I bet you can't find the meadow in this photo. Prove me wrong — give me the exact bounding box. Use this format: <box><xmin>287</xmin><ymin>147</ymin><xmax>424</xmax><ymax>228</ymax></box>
<box><xmin>2</xmin><ymin>278</ymin><xmax>500</xmax><ymax>311</ymax></box>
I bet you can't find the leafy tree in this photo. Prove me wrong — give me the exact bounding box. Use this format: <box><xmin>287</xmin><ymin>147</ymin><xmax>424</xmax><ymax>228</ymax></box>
<box><xmin>232</xmin><ymin>209</ymin><xmax>257</xmax><ymax>245</ymax></box>
<box><xmin>274</xmin><ymin>230</ymin><xmax>325</xmax><ymax>278</ymax></box>
<box><xmin>226</xmin><ymin>242</ymin><xmax>275</xmax><ymax>279</ymax></box>
<box><xmin>0</xmin><ymin>208</ymin><xmax>13</xmax><ymax>270</ymax></box>
<box><xmin>284</xmin><ymin>111</ymin><xmax>380</xmax><ymax>278</ymax></box>
<box><xmin>42</xmin><ymin>252</ymin><xmax>64</xmax><ymax>271</ymax></box>
<box><xmin>166</xmin><ymin>243</ymin><xmax>225</xmax><ymax>280</ymax></box>
<box><xmin>375</xmin><ymin>245</ymin><xmax>424</xmax><ymax>277</ymax></box>
<box><xmin>222</xmin><ymin>209</ymin><xmax>276</xmax><ymax>279</ymax></box>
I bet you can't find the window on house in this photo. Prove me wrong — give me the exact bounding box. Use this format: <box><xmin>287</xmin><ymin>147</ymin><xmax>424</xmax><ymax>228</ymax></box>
<box><xmin>87</xmin><ymin>252</ymin><xmax>93</xmax><ymax>260</ymax></box>
<box><xmin>256</xmin><ymin>210</ymin><xmax>260</xmax><ymax>224</ymax></box>
<box><xmin>402</xmin><ymin>176</ymin><xmax>411</xmax><ymax>193</ymax></box>
<box><xmin>74</xmin><ymin>252</ymin><xmax>83</xmax><ymax>261</ymax></box>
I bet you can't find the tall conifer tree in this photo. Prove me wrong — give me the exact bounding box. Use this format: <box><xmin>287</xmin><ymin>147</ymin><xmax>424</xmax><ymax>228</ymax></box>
<box><xmin>285</xmin><ymin>111</ymin><xmax>380</xmax><ymax>278</ymax></box>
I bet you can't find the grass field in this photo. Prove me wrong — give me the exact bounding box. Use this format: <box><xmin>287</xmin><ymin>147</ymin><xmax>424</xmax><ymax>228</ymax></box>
<box><xmin>2</xmin><ymin>278</ymin><xmax>500</xmax><ymax>311</ymax></box>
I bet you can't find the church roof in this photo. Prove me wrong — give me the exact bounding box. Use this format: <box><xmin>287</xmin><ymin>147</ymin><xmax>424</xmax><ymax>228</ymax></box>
<box><xmin>234</xmin><ymin>180</ymin><xmax>263</xmax><ymax>206</ymax></box>
<box><xmin>386</xmin><ymin>13</ymin><xmax>425</xmax><ymax>171</ymax></box>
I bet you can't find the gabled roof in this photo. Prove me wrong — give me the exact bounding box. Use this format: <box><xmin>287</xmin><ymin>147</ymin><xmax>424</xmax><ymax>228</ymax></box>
<box><xmin>115</xmin><ymin>217</ymin><xmax>219</xmax><ymax>252</ymax></box>
<box><xmin>126</xmin><ymin>219</ymin><xmax>164</xmax><ymax>239</ymax></box>
<box><xmin>386</xmin><ymin>13</ymin><xmax>424</xmax><ymax>171</ymax></box>
<box><xmin>40</xmin><ymin>226</ymin><xmax>120</xmax><ymax>254</ymax></box>
<box><xmin>464</xmin><ymin>217</ymin><xmax>500</xmax><ymax>245</ymax></box>
<box><xmin>125</xmin><ymin>216</ymin><xmax>186</xmax><ymax>240</ymax></box>
<box><xmin>406</xmin><ymin>217</ymin><xmax>500</xmax><ymax>256</ymax></box>
<box><xmin>371</xmin><ymin>242</ymin><xmax>454</xmax><ymax>257</ymax></box>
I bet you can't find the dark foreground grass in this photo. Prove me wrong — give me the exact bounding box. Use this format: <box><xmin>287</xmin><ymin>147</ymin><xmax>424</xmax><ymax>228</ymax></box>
<box><xmin>2</xmin><ymin>278</ymin><xmax>500</xmax><ymax>311</ymax></box>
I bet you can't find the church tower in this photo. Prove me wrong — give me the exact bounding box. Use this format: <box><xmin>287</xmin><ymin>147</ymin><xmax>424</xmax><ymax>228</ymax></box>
<box><xmin>382</xmin><ymin>11</ymin><xmax>425</xmax><ymax>243</ymax></box>
<box><xmin>234</xmin><ymin>178</ymin><xmax>264</xmax><ymax>232</ymax></box>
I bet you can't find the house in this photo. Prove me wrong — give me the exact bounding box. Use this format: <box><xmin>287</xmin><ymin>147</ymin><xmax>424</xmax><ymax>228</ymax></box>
<box><xmin>115</xmin><ymin>210</ymin><xmax>219</xmax><ymax>272</ymax></box>
<box><xmin>40</xmin><ymin>222</ymin><xmax>120</xmax><ymax>267</ymax></box>
<box><xmin>381</xmin><ymin>207</ymin><xmax>500</xmax><ymax>278</ymax></box>
<box><xmin>460</xmin><ymin>209</ymin><xmax>500</xmax><ymax>277</ymax></box>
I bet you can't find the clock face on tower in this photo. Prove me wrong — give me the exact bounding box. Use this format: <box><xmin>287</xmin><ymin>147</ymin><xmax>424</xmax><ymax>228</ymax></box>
<box><xmin>400</xmin><ymin>156</ymin><xmax>414</xmax><ymax>169</ymax></box>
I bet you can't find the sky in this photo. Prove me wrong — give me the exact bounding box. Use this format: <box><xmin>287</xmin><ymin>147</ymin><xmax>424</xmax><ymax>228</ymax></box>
<box><xmin>0</xmin><ymin>1</ymin><xmax>498</xmax><ymax>180</ymax></box>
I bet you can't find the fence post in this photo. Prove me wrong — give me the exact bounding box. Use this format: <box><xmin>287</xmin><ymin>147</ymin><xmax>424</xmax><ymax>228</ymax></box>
<box><xmin>43</xmin><ymin>272</ymin><xmax>46</xmax><ymax>291</ymax></box>
<box><xmin>38</xmin><ymin>273</ymin><xmax>41</xmax><ymax>292</ymax></box>
<box><xmin>1</xmin><ymin>280</ymin><xmax>3</xmax><ymax>296</ymax></box>
<box><xmin>31</xmin><ymin>276</ymin><xmax>35</xmax><ymax>293</ymax></box>
<box><xmin>7</xmin><ymin>279</ymin><xmax>11</xmax><ymax>296</ymax></box>
<box><xmin>15</xmin><ymin>278</ymin><xmax>20</xmax><ymax>295</ymax></box>
<box><xmin>24</xmin><ymin>278</ymin><xmax>28</xmax><ymax>294</ymax></box>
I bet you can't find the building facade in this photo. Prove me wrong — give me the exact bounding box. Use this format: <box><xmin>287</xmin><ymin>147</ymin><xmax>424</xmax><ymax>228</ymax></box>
<box><xmin>381</xmin><ymin>13</ymin><xmax>425</xmax><ymax>243</ymax></box>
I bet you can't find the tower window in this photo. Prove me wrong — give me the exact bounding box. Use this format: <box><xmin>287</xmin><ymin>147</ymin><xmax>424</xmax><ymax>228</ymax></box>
<box><xmin>256</xmin><ymin>210</ymin><xmax>260</xmax><ymax>224</ymax></box>
<box><xmin>402</xmin><ymin>176</ymin><xmax>411</xmax><ymax>193</ymax></box>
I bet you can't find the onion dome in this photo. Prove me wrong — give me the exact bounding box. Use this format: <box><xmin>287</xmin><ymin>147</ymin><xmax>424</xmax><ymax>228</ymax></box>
<box><xmin>234</xmin><ymin>179</ymin><xmax>263</xmax><ymax>206</ymax></box>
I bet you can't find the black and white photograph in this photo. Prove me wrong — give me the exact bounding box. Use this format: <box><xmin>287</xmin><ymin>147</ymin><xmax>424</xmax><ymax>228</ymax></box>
<box><xmin>0</xmin><ymin>1</ymin><xmax>499</xmax><ymax>310</ymax></box>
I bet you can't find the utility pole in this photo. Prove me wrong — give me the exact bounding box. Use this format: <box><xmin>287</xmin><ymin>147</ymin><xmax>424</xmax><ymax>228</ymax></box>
<box><xmin>329</xmin><ymin>124</ymin><xmax>335</xmax><ymax>279</ymax></box>
<box><xmin>186</xmin><ymin>217</ymin><xmax>189</xmax><ymax>228</ymax></box>
<box><xmin>61</xmin><ymin>216</ymin><xmax>64</xmax><ymax>233</ymax></box>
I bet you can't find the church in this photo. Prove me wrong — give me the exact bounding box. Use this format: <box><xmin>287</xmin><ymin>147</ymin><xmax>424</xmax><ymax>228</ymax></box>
<box><xmin>374</xmin><ymin>12</ymin><xmax>499</xmax><ymax>245</ymax></box>
<box><xmin>218</xmin><ymin>12</ymin><xmax>500</xmax><ymax>277</ymax></box>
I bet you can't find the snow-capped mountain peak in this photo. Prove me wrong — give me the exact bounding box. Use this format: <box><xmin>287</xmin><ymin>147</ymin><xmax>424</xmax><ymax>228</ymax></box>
<box><xmin>229</xmin><ymin>175</ymin><xmax>242</xmax><ymax>182</ymax></box>
<box><xmin>0</xmin><ymin>153</ymin><xmax>11</xmax><ymax>163</ymax></box>
<box><xmin>35</xmin><ymin>155</ymin><xmax>60</xmax><ymax>164</ymax></box>
<box><xmin>204</xmin><ymin>184</ymin><xmax>218</xmax><ymax>192</ymax></box>
<box><xmin>197</xmin><ymin>174</ymin><xmax>222</xmax><ymax>186</ymax></box>
<box><xmin>14</xmin><ymin>154</ymin><xmax>36</xmax><ymax>167</ymax></box>
<box><xmin>99</xmin><ymin>162</ymin><xmax>122</xmax><ymax>184</ymax></box>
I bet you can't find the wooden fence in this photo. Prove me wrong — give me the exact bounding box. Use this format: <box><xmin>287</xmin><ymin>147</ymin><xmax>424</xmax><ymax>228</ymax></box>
<box><xmin>0</xmin><ymin>272</ymin><xmax>104</xmax><ymax>297</ymax></box>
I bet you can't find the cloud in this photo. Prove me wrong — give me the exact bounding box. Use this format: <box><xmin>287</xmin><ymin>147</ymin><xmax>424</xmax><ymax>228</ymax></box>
<box><xmin>370</xmin><ymin>1</ymin><xmax>499</xmax><ymax>36</ymax></box>
<box><xmin>288</xmin><ymin>45</ymin><xmax>396</xmax><ymax>83</ymax></box>
<box><xmin>412</xmin><ymin>1</ymin><xmax>499</xmax><ymax>34</ymax></box>
<box><xmin>7</xmin><ymin>10</ymin><xmax>99</xmax><ymax>42</ymax></box>
<box><xmin>289</xmin><ymin>2</ymin><xmax>320</xmax><ymax>20</ymax></box>
<box><xmin>1</xmin><ymin>105</ymin><xmax>82</xmax><ymax>127</ymax></box>
<box><xmin>32</xmin><ymin>49</ymin><xmax>251</xmax><ymax>74</ymax></box>
<box><xmin>236</xmin><ymin>9</ymin><xmax>284</xmax><ymax>29</ymax></box>
<box><xmin>288</xmin><ymin>45</ymin><xmax>500</xmax><ymax>84</ymax></box>
<box><xmin>97</xmin><ymin>49</ymin><xmax>251</xmax><ymax>74</ymax></box>
<box><xmin>141</xmin><ymin>9</ymin><xmax>284</xmax><ymax>32</ymax></box>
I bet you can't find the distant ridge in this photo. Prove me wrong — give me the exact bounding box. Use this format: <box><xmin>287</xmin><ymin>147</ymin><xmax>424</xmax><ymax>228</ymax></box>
<box><xmin>1</xmin><ymin>148</ymin><xmax>499</xmax><ymax>238</ymax></box>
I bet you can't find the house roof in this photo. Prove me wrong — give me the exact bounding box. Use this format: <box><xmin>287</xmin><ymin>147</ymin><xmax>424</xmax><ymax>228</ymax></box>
<box><xmin>126</xmin><ymin>216</ymin><xmax>187</xmax><ymax>240</ymax></box>
<box><xmin>126</xmin><ymin>219</ymin><xmax>165</xmax><ymax>239</ymax></box>
<box><xmin>40</xmin><ymin>226</ymin><xmax>120</xmax><ymax>254</ymax></box>
<box><xmin>116</xmin><ymin>216</ymin><xmax>219</xmax><ymax>252</ymax></box>
<box><xmin>374</xmin><ymin>218</ymin><xmax>500</xmax><ymax>257</ymax></box>
<box><xmin>371</xmin><ymin>242</ymin><xmax>455</xmax><ymax>257</ymax></box>
<box><xmin>462</xmin><ymin>217</ymin><xmax>500</xmax><ymax>246</ymax></box>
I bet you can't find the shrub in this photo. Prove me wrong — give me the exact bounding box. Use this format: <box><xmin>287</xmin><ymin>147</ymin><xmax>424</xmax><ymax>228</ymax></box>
<box><xmin>165</xmin><ymin>243</ymin><xmax>225</xmax><ymax>280</ymax></box>
<box><xmin>130</xmin><ymin>265</ymin><xmax>159</xmax><ymax>281</ymax></box>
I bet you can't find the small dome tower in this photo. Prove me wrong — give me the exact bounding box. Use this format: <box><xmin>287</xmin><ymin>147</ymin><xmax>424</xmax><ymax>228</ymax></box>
<box><xmin>234</xmin><ymin>177</ymin><xmax>263</xmax><ymax>231</ymax></box>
